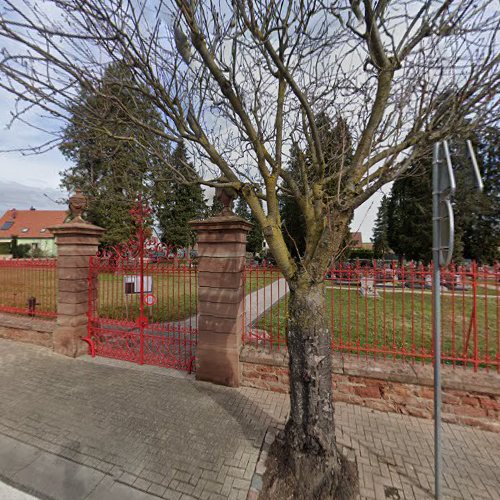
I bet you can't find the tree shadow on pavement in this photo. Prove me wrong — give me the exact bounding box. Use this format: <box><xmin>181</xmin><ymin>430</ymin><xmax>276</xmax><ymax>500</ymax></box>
<box><xmin>191</xmin><ymin>378</ymin><xmax>287</xmax><ymax>448</ymax></box>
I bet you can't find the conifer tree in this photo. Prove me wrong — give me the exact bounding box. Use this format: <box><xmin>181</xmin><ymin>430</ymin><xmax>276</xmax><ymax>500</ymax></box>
<box><xmin>372</xmin><ymin>195</ymin><xmax>390</xmax><ymax>258</ymax></box>
<box><xmin>387</xmin><ymin>129</ymin><xmax>499</xmax><ymax>263</ymax></box>
<box><xmin>387</xmin><ymin>152</ymin><xmax>434</xmax><ymax>263</ymax></box>
<box><xmin>461</xmin><ymin>127</ymin><xmax>500</xmax><ymax>263</ymax></box>
<box><xmin>155</xmin><ymin>142</ymin><xmax>207</xmax><ymax>248</ymax></box>
<box><xmin>235</xmin><ymin>197</ymin><xmax>264</xmax><ymax>255</ymax></box>
<box><xmin>59</xmin><ymin>61</ymin><xmax>168</xmax><ymax>246</ymax></box>
<box><xmin>282</xmin><ymin>114</ymin><xmax>354</xmax><ymax>259</ymax></box>
<box><xmin>281</xmin><ymin>143</ymin><xmax>307</xmax><ymax>257</ymax></box>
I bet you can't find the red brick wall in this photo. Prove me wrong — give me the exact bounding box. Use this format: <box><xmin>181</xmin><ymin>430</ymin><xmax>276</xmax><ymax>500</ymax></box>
<box><xmin>0</xmin><ymin>313</ymin><xmax>54</xmax><ymax>349</ymax></box>
<box><xmin>241</xmin><ymin>347</ymin><xmax>500</xmax><ymax>433</ymax></box>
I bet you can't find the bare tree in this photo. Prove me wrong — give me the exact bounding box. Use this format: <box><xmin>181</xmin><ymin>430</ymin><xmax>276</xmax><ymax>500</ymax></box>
<box><xmin>1</xmin><ymin>0</ymin><xmax>498</xmax><ymax>496</ymax></box>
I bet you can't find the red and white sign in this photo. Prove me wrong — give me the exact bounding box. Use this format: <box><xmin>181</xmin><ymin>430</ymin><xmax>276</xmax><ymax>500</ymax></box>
<box><xmin>144</xmin><ymin>294</ymin><xmax>157</xmax><ymax>306</ymax></box>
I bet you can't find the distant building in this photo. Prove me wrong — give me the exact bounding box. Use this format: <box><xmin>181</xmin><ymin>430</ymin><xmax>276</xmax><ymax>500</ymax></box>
<box><xmin>0</xmin><ymin>208</ymin><xmax>67</xmax><ymax>257</ymax></box>
<box><xmin>349</xmin><ymin>232</ymin><xmax>373</xmax><ymax>251</ymax></box>
<box><xmin>349</xmin><ymin>232</ymin><xmax>363</xmax><ymax>248</ymax></box>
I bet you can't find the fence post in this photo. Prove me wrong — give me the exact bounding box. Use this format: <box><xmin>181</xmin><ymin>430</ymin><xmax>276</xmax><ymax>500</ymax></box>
<box><xmin>189</xmin><ymin>211</ymin><xmax>251</xmax><ymax>387</ymax></box>
<box><xmin>472</xmin><ymin>261</ymin><xmax>479</xmax><ymax>372</ymax></box>
<box><xmin>48</xmin><ymin>190</ymin><xmax>104</xmax><ymax>357</ymax></box>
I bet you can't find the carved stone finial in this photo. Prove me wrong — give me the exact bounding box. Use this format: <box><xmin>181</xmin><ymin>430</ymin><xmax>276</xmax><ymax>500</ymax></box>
<box><xmin>214</xmin><ymin>177</ymin><xmax>238</xmax><ymax>216</ymax></box>
<box><xmin>68</xmin><ymin>189</ymin><xmax>87</xmax><ymax>222</ymax></box>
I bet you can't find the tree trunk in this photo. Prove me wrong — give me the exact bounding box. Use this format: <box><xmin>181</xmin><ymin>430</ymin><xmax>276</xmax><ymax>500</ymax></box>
<box><xmin>262</xmin><ymin>275</ymin><xmax>358</xmax><ymax>499</ymax></box>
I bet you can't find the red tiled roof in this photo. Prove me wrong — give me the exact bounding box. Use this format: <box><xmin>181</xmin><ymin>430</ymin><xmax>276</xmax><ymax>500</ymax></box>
<box><xmin>0</xmin><ymin>209</ymin><xmax>68</xmax><ymax>239</ymax></box>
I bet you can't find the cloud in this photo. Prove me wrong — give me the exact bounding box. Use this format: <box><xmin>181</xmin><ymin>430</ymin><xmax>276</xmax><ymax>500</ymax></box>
<box><xmin>0</xmin><ymin>180</ymin><xmax>67</xmax><ymax>215</ymax></box>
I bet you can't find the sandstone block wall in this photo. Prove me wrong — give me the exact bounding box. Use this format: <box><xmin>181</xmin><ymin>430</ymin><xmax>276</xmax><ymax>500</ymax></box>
<box><xmin>0</xmin><ymin>313</ymin><xmax>55</xmax><ymax>349</ymax></box>
<box><xmin>241</xmin><ymin>346</ymin><xmax>500</xmax><ymax>432</ymax></box>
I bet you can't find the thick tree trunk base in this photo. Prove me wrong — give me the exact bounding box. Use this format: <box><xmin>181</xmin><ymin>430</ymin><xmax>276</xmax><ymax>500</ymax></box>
<box><xmin>261</xmin><ymin>427</ymin><xmax>359</xmax><ymax>500</ymax></box>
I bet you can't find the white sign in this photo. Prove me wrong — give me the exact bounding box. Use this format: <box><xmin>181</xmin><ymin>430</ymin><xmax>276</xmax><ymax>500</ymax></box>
<box><xmin>124</xmin><ymin>275</ymin><xmax>153</xmax><ymax>294</ymax></box>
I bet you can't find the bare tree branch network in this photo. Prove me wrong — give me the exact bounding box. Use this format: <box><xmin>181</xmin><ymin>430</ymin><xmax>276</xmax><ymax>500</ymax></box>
<box><xmin>1</xmin><ymin>1</ymin><xmax>498</xmax><ymax>497</ymax></box>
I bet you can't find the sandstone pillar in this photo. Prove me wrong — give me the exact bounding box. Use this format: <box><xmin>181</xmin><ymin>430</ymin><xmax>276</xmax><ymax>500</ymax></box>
<box><xmin>49</xmin><ymin>191</ymin><xmax>104</xmax><ymax>357</ymax></box>
<box><xmin>189</xmin><ymin>215</ymin><xmax>252</xmax><ymax>386</ymax></box>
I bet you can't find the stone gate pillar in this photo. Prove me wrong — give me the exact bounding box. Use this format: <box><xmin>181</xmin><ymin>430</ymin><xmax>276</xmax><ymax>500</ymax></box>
<box><xmin>189</xmin><ymin>215</ymin><xmax>252</xmax><ymax>387</ymax></box>
<box><xmin>49</xmin><ymin>190</ymin><xmax>104</xmax><ymax>357</ymax></box>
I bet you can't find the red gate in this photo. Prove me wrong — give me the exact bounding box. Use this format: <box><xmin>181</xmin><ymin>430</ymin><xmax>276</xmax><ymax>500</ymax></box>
<box><xmin>85</xmin><ymin>201</ymin><xmax>198</xmax><ymax>371</ymax></box>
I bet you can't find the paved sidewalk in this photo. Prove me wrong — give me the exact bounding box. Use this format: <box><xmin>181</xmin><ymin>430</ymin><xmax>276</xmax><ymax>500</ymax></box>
<box><xmin>0</xmin><ymin>339</ymin><xmax>499</xmax><ymax>500</ymax></box>
<box><xmin>0</xmin><ymin>479</ymin><xmax>38</xmax><ymax>500</ymax></box>
<box><xmin>244</xmin><ymin>278</ymin><xmax>288</xmax><ymax>325</ymax></box>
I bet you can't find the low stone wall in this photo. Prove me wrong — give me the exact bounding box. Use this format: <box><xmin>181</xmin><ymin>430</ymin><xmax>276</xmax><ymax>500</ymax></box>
<box><xmin>241</xmin><ymin>346</ymin><xmax>500</xmax><ymax>433</ymax></box>
<box><xmin>0</xmin><ymin>313</ymin><xmax>55</xmax><ymax>349</ymax></box>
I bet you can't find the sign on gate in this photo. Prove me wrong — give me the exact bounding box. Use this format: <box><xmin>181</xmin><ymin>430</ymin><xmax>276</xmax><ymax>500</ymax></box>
<box><xmin>145</xmin><ymin>294</ymin><xmax>157</xmax><ymax>306</ymax></box>
<box><xmin>124</xmin><ymin>275</ymin><xmax>153</xmax><ymax>294</ymax></box>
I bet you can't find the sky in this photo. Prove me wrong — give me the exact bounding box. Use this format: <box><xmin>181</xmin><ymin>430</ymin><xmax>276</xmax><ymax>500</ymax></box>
<box><xmin>0</xmin><ymin>86</ymin><xmax>69</xmax><ymax>213</ymax></box>
<box><xmin>0</xmin><ymin>89</ymin><xmax>383</xmax><ymax>243</ymax></box>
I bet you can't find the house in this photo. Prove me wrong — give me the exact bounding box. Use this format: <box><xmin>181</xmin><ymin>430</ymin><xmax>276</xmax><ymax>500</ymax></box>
<box><xmin>0</xmin><ymin>208</ymin><xmax>68</xmax><ymax>257</ymax></box>
<box><xmin>349</xmin><ymin>232</ymin><xmax>363</xmax><ymax>248</ymax></box>
<box><xmin>349</xmin><ymin>232</ymin><xmax>373</xmax><ymax>251</ymax></box>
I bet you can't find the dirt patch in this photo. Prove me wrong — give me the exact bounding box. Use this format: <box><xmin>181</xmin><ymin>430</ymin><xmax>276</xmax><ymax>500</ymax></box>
<box><xmin>261</xmin><ymin>435</ymin><xmax>358</xmax><ymax>500</ymax></box>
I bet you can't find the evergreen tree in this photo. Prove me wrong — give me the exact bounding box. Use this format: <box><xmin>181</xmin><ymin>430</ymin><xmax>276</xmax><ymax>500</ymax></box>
<box><xmin>371</xmin><ymin>195</ymin><xmax>390</xmax><ymax>258</ymax></box>
<box><xmin>281</xmin><ymin>144</ymin><xmax>307</xmax><ymax>257</ymax></box>
<box><xmin>209</xmin><ymin>196</ymin><xmax>224</xmax><ymax>216</ymax></box>
<box><xmin>462</xmin><ymin>127</ymin><xmax>500</xmax><ymax>263</ymax></box>
<box><xmin>154</xmin><ymin>142</ymin><xmax>207</xmax><ymax>248</ymax></box>
<box><xmin>235</xmin><ymin>197</ymin><xmax>264</xmax><ymax>255</ymax></box>
<box><xmin>59</xmin><ymin>61</ymin><xmax>168</xmax><ymax>246</ymax></box>
<box><xmin>282</xmin><ymin>114</ymin><xmax>353</xmax><ymax>259</ymax></box>
<box><xmin>387</xmin><ymin>152</ymin><xmax>434</xmax><ymax>263</ymax></box>
<box><xmin>387</xmin><ymin>129</ymin><xmax>499</xmax><ymax>263</ymax></box>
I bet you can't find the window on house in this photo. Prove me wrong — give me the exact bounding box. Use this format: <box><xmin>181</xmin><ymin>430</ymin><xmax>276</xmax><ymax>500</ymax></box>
<box><xmin>1</xmin><ymin>221</ymin><xmax>14</xmax><ymax>230</ymax></box>
<box><xmin>40</xmin><ymin>228</ymin><xmax>47</xmax><ymax>233</ymax></box>
<box><xmin>21</xmin><ymin>228</ymin><xmax>29</xmax><ymax>233</ymax></box>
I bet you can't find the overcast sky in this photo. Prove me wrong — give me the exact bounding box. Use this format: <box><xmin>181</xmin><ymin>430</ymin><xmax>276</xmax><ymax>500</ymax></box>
<box><xmin>0</xmin><ymin>87</ymin><xmax>383</xmax><ymax>242</ymax></box>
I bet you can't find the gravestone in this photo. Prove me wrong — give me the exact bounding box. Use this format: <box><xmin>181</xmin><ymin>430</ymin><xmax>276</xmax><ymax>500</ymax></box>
<box><xmin>360</xmin><ymin>275</ymin><xmax>379</xmax><ymax>298</ymax></box>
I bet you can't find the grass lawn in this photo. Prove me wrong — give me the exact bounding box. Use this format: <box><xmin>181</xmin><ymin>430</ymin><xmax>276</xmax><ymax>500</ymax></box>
<box><xmin>0</xmin><ymin>261</ymin><xmax>280</xmax><ymax>322</ymax></box>
<box><xmin>254</xmin><ymin>286</ymin><xmax>498</xmax><ymax>366</ymax></box>
<box><xmin>93</xmin><ymin>265</ymin><xmax>281</xmax><ymax>322</ymax></box>
<box><xmin>95</xmin><ymin>270</ymin><xmax>198</xmax><ymax>323</ymax></box>
<box><xmin>0</xmin><ymin>266</ymin><xmax>57</xmax><ymax>315</ymax></box>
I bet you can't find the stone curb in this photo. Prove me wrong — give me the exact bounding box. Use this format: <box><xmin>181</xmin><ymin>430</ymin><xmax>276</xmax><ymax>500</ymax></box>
<box><xmin>247</xmin><ymin>426</ymin><xmax>279</xmax><ymax>500</ymax></box>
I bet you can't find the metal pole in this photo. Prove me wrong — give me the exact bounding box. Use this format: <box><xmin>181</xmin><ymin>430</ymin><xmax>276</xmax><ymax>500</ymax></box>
<box><xmin>432</xmin><ymin>142</ymin><xmax>442</xmax><ymax>500</ymax></box>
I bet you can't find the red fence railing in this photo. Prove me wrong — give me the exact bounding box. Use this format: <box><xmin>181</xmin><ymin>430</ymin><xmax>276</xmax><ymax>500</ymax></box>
<box><xmin>87</xmin><ymin>256</ymin><xmax>198</xmax><ymax>370</ymax></box>
<box><xmin>243</xmin><ymin>262</ymin><xmax>499</xmax><ymax>372</ymax></box>
<box><xmin>243</xmin><ymin>263</ymin><xmax>288</xmax><ymax>350</ymax></box>
<box><xmin>0</xmin><ymin>258</ymin><xmax>57</xmax><ymax>318</ymax></box>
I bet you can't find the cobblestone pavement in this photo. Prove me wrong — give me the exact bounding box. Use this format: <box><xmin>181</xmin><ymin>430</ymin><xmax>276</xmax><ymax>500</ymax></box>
<box><xmin>0</xmin><ymin>340</ymin><xmax>499</xmax><ymax>500</ymax></box>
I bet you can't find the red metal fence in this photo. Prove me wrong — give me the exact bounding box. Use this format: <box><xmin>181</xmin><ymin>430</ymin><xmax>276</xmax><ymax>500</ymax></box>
<box><xmin>85</xmin><ymin>197</ymin><xmax>199</xmax><ymax>371</ymax></box>
<box><xmin>243</xmin><ymin>263</ymin><xmax>288</xmax><ymax>349</ymax></box>
<box><xmin>87</xmin><ymin>256</ymin><xmax>198</xmax><ymax>370</ymax></box>
<box><xmin>0</xmin><ymin>258</ymin><xmax>57</xmax><ymax>318</ymax></box>
<box><xmin>243</xmin><ymin>262</ymin><xmax>499</xmax><ymax>372</ymax></box>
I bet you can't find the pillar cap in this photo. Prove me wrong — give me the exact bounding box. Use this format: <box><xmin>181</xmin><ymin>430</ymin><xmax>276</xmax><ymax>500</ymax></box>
<box><xmin>189</xmin><ymin>215</ymin><xmax>252</xmax><ymax>233</ymax></box>
<box><xmin>48</xmin><ymin>221</ymin><xmax>105</xmax><ymax>237</ymax></box>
